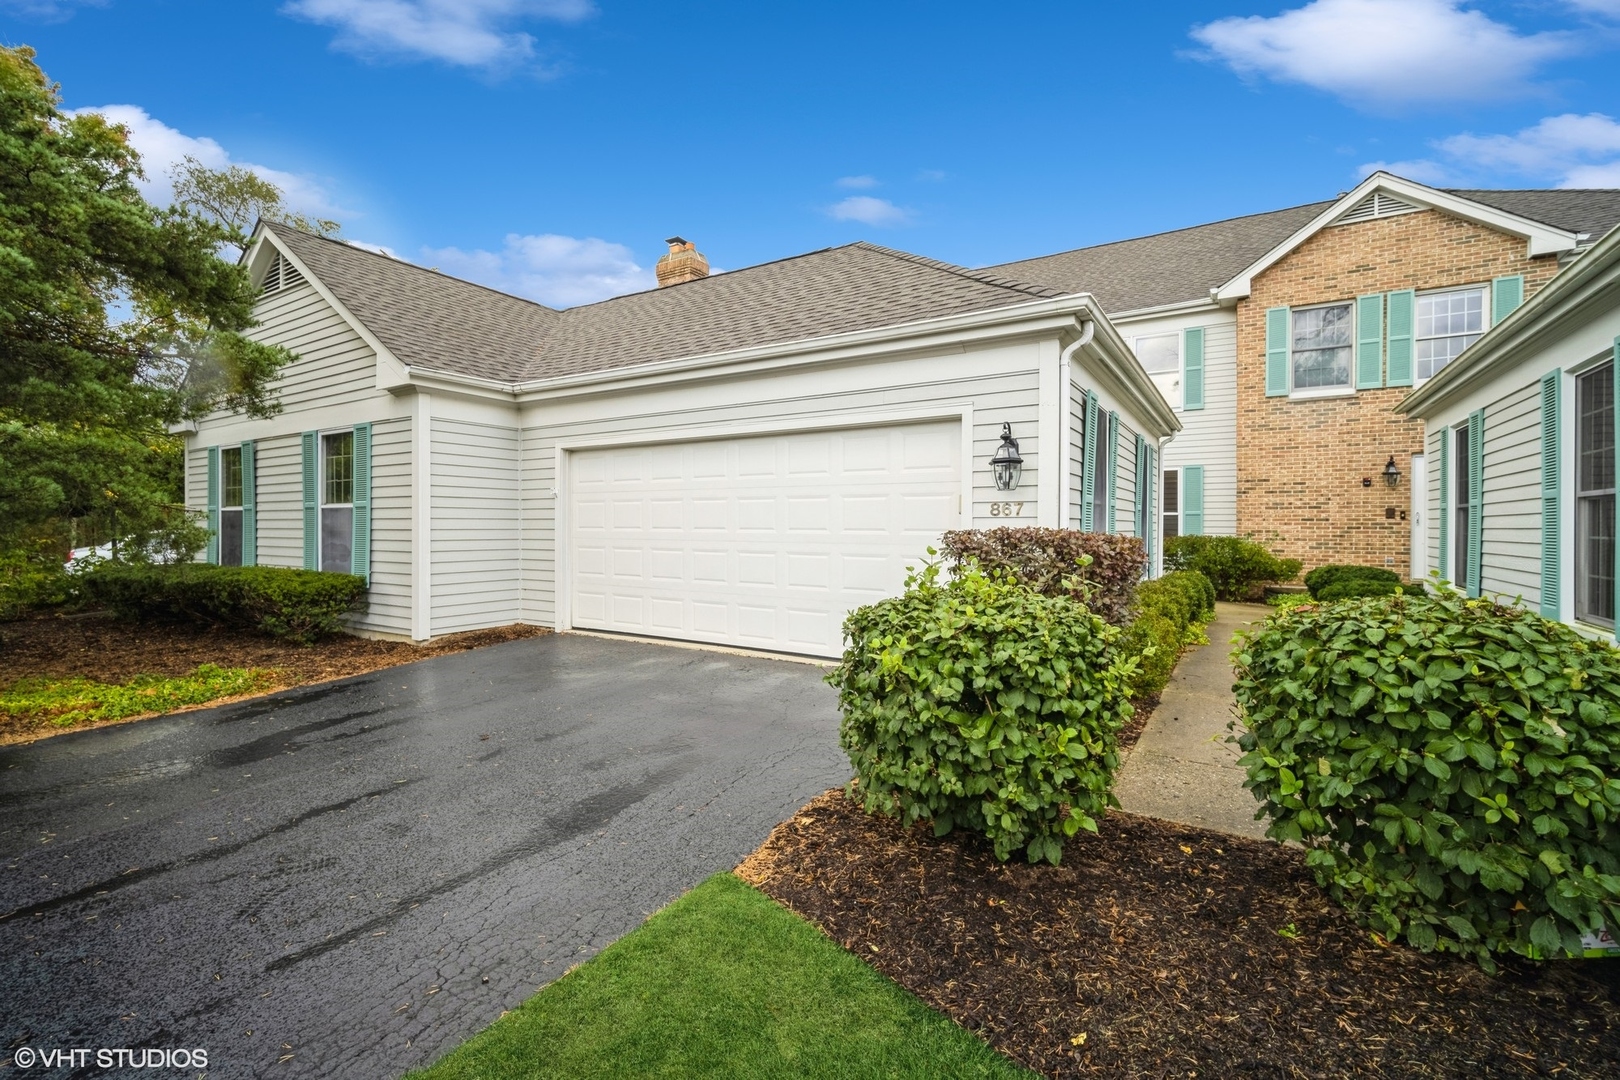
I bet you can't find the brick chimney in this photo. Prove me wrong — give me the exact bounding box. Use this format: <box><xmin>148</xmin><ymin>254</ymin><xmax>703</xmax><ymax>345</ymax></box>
<box><xmin>655</xmin><ymin>236</ymin><xmax>709</xmax><ymax>287</ymax></box>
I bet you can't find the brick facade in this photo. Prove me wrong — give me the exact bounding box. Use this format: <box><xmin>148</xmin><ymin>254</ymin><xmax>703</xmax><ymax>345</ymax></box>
<box><xmin>1234</xmin><ymin>208</ymin><xmax>1561</xmax><ymax>578</ymax></box>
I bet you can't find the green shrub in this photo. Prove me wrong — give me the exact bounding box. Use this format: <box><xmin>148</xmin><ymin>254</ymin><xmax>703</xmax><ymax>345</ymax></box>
<box><xmin>938</xmin><ymin>527</ymin><xmax>1146</xmax><ymax>625</ymax></box>
<box><xmin>83</xmin><ymin>563</ymin><xmax>367</xmax><ymax>643</ymax></box>
<box><xmin>828</xmin><ymin>558</ymin><xmax>1135</xmax><ymax>865</ymax></box>
<box><xmin>1316</xmin><ymin>578</ymin><xmax>1400</xmax><ymax>601</ymax></box>
<box><xmin>0</xmin><ymin>547</ymin><xmax>76</xmax><ymax>622</ymax></box>
<box><xmin>0</xmin><ymin>664</ymin><xmax>278</xmax><ymax>727</ymax></box>
<box><xmin>1232</xmin><ymin>590</ymin><xmax>1620</xmax><ymax>970</ymax></box>
<box><xmin>1165</xmin><ymin>535</ymin><xmax>1302</xmax><ymax>601</ymax></box>
<box><xmin>1304</xmin><ymin>563</ymin><xmax>1400</xmax><ymax>597</ymax></box>
<box><xmin>1120</xmin><ymin>570</ymin><xmax>1217</xmax><ymax>698</ymax></box>
<box><xmin>1267</xmin><ymin>592</ymin><xmax>1317</xmax><ymax>613</ymax></box>
<box><xmin>1121</xmin><ymin>612</ymin><xmax>1179</xmax><ymax>699</ymax></box>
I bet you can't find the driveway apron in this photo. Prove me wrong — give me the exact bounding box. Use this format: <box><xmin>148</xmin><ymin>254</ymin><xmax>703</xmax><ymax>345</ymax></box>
<box><xmin>0</xmin><ymin>634</ymin><xmax>849</xmax><ymax>1078</ymax></box>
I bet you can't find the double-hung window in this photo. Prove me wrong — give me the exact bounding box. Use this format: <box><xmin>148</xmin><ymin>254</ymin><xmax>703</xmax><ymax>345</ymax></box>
<box><xmin>1161</xmin><ymin>468</ymin><xmax>1180</xmax><ymax>540</ymax></box>
<box><xmin>1577</xmin><ymin>363</ymin><xmax>1615</xmax><ymax>627</ymax></box>
<box><xmin>1415</xmin><ymin>286</ymin><xmax>1485</xmax><ymax>383</ymax></box>
<box><xmin>1291</xmin><ymin>303</ymin><xmax>1354</xmax><ymax>393</ymax></box>
<box><xmin>1135</xmin><ymin>333</ymin><xmax>1181</xmax><ymax>410</ymax></box>
<box><xmin>321</xmin><ymin>431</ymin><xmax>355</xmax><ymax>574</ymax></box>
<box><xmin>219</xmin><ymin>447</ymin><xmax>244</xmax><ymax>566</ymax></box>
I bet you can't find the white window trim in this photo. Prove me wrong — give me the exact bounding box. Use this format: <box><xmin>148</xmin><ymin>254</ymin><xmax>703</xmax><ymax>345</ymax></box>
<box><xmin>1133</xmin><ymin>332</ymin><xmax>1182</xmax><ymax>412</ymax></box>
<box><xmin>1287</xmin><ymin>299</ymin><xmax>1356</xmax><ymax>399</ymax></box>
<box><xmin>1411</xmin><ymin>281</ymin><xmax>1489</xmax><ymax>388</ymax></box>
<box><xmin>317</xmin><ymin>427</ymin><xmax>355</xmax><ymax>574</ymax></box>
<box><xmin>219</xmin><ymin>445</ymin><xmax>244</xmax><ymax>513</ymax></box>
<box><xmin>1161</xmin><ymin>465</ymin><xmax>1181</xmax><ymax>539</ymax></box>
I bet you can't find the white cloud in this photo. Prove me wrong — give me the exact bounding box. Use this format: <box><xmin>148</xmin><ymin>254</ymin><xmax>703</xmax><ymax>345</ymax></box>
<box><xmin>835</xmin><ymin>175</ymin><xmax>879</xmax><ymax>189</ymax></box>
<box><xmin>1362</xmin><ymin>113</ymin><xmax>1620</xmax><ymax>188</ymax></box>
<box><xmin>282</xmin><ymin>0</ymin><xmax>592</xmax><ymax>69</ymax></box>
<box><xmin>422</xmin><ymin>233</ymin><xmax>654</xmax><ymax>307</ymax></box>
<box><xmin>827</xmin><ymin>196</ymin><xmax>912</xmax><ymax>227</ymax></box>
<box><xmin>1565</xmin><ymin>0</ymin><xmax>1620</xmax><ymax>16</ymax></box>
<box><xmin>0</xmin><ymin>0</ymin><xmax>104</xmax><ymax>20</ymax></box>
<box><xmin>67</xmin><ymin>104</ymin><xmax>344</xmax><ymax>220</ymax></box>
<box><xmin>1191</xmin><ymin>0</ymin><xmax>1572</xmax><ymax>108</ymax></box>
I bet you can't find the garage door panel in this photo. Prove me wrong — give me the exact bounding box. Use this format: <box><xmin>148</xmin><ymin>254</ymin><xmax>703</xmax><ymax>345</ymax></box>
<box><xmin>568</xmin><ymin>420</ymin><xmax>959</xmax><ymax>657</ymax></box>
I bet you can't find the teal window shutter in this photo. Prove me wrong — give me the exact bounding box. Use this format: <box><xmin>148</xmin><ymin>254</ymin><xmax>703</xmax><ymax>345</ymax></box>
<box><xmin>352</xmin><ymin>423</ymin><xmax>372</xmax><ymax>585</ymax></box>
<box><xmin>302</xmin><ymin>431</ymin><xmax>318</xmax><ymax>570</ymax></box>
<box><xmin>1386</xmin><ymin>289</ymin><xmax>1414</xmax><ymax>387</ymax></box>
<box><xmin>1080</xmin><ymin>391</ymin><xmax>1097</xmax><ymax>532</ymax></box>
<box><xmin>1437</xmin><ymin>433</ymin><xmax>1449</xmax><ymax>586</ymax></box>
<box><xmin>1265</xmin><ymin>307</ymin><xmax>1290</xmax><ymax>397</ymax></box>
<box><xmin>1467</xmin><ymin>409</ymin><xmax>1485</xmax><ymax>599</ymax></box>
<box><xmin>1183</xmin><ymin>327</ymin><xmax>1205</xmax><ymax>410</ymax></box>
<box><xmin>240</xmin><ymin>440</ymin><xmax>257</xmax><ymax>567</ymax></box>
<box><xmin>1134</xmin><ymin>433</ymin><xmax>1147</xmax><ymax>539</ymax></box>
<box><xmin>1491</xmin><ymin>275</ymin><xmax>1524</xmax><ymax>327</ymax></box>
<box><xmin>1539</xmin><ymin>370</ymin><xmax>1560</xmax><ymax>618</ymax></box>
<box><xmin>1613</xmin><ymin>338</ymin><xmax>1620</xmax><ymax>640</ymax></box>
<box><xmin>1182</xmin><ymin>465</ymin><xmax>1205</xmax><ymax>536</ymax></box>
<box><xmin>1106</xmin><ymin>411</ymin><xmax>1119</xmax><ymax>533</ymax></box>
<box><xmin>205</xmin><ymin>446</ymin><xmax>220</xmax><ymax>565</ymax></box>
<box><xmin>1356</xmin><ymin>293</ymin><xmax>1384</xmax><ymax>389</ymax></box>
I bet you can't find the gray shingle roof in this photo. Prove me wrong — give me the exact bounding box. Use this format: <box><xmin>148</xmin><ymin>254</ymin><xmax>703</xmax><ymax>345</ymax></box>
<box><xmin>1445</xmin><ymin>189</ymin><xmax>1620</xmax><ymax>240</ymax></box>
<box><xmin>981</xmin><ymin>202</ymin><xmax>1333</xmax><ymax>313</ymax></box>
<box><xmin>272</xmin><ymin>232</ymin><xmax>1066</xmax><ymax>384</ymax></box>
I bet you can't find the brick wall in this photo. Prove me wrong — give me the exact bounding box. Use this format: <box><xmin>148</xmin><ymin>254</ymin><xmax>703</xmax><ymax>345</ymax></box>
<box><xmin>1234</xmin><ymin>208</ymin><xmax>1561</xmax><ymax>578</ymax></box>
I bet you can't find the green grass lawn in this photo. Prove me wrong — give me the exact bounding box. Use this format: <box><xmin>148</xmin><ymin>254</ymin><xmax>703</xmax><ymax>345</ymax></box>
<box><xmin>0</xmin><ymin>664</ymin><xmax>278</xmax><ymax>727</ymax></box>
<box><xmin>407</xmin><ymin>873</ymin><xmax>1035</xmax><ymax>1080</ymax></box>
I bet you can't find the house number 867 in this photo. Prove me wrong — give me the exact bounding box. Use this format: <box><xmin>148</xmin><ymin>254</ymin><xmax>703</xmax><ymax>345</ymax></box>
<box><xmin>988</xmin><ymin>501</ymin><xmax>1024</xmax><ymax>517</ymax></box>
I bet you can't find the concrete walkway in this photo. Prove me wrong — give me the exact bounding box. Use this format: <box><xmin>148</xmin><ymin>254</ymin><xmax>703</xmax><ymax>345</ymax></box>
<box><xmin>1113</xmin><ymin>602</ymin><xmax>1274</xmax><ymax>840</ymax></box>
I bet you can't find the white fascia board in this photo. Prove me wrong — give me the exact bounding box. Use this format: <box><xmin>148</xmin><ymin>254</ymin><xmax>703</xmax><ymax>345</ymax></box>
<box><xmin>1397</xmin><ymin>226</ymin><xmax>1620</xmax><ymax>418</ymax></box>
<box><xmin>1076</xmin><ymin>303</ymin><xmax>1182</xmax><ymax>438</ymax></box>
<box><xmin>397</xmin><ymin>368</ymin><xmax>521</xmax><ymax>402</ymax></box>
<box><xmin>251</xmin><ymin>225</ymin><xmax>413</xmax><ymax>391</ymax></box>
<box><xmin>1108</xmin><ymin>295</ymin><xmax>1224</xmax><ymax>323</ymax></box>
<box><xmin>1213</xmin><ymin>172</ymin><xmax>1580</xmax><ymax>303</ymax></box>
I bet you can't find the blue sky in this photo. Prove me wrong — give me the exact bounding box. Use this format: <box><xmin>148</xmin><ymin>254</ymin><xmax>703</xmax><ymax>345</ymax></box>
<box><xmin>8</xmin><ymin>0</ymin><xmax>1620</xmax><ymax>305</ymax></box>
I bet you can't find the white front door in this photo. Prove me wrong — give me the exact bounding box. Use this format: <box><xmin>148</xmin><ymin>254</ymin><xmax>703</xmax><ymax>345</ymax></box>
<box><xmin>566</xmin><ymin>420</ymin><xmax>962</xmax><ymax>657</ymax></box>
<box><xmin>1410</xmin><ymin>453</ymin><xmax>1427</xmax><ymax>581</ymax></box>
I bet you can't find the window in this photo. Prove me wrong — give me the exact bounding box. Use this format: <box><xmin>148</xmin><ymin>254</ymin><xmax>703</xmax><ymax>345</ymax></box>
<box><xmin>321</xmin><ymin>431</ymin><xmax>354</xmax><ymax>574</ymax></box>
<box><xmin>1291</xmin><ymin>303</ymin><xmax>1353</xmax><ymax>392</ymax></box>
<box><xmin>1415</xmin><ymin>287</ymin><xmax>1485</xmax><ymax>383</ymax></box>
<box><xmin>1135</xmin><ymin>333</ymin><xmax>1181</xmax><ymax>409</ymax></box>
<box><xmin>1162</xmin><ymin>468</ymin><xmax>1180</xmax><ymax>539</ymax></box>
<box><xmin>1091</xmin><ymin>410</ymin><xmax>1110</xmax><ymax>532</ymax></box>
<box><xmin>1577</xmin><ymin>364</ymin><xmax>1615</xmax><ymax>627</ymax></box>
<box><xmin>1454</xmin><ymin>424</ymin><xmax>1471</xmax><ymax>590</ymax></box>
<box><xmin>219</xmin><ymin>446</ymin><xmax>244</xmax><ymax>567</ymax></box>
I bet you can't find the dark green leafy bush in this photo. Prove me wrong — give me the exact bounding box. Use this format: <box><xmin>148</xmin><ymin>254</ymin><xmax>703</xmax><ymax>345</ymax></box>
<box><xmin>1305</xmin><ymin>564</ymin><xmax>1401</xmax><ymax>601</ymax></box>
<box><xmin>828</xmin><ymin>559</ymin><xmax>1135</xmax><ymax>865</ymax></box>
<box><xmin>1232</xmin><ymin>590</ymin><xmax>1620</xmax><ymax>969</ymax></box>
<box><xmin>0</xmin><ymin>547</ymin><xmax>76</xmax><ymax>622</ymax></box>
<box><xmin>939</xmin><ymin>528</ymin><xmax>1145</xmax><ymax>626</ymax></box>
<box><xmin>83</xmin><ymin>563</ymin><xmax>367</xmax><ymax>643</ymax></box>
<box><xmin>1165</xmin><ymin>535</ymin><xmax>1302</xmax><ymax>601</ymax></box>
<box><xmin>1121</xmin><ymin>570</ymin><xmax>1217</xmax><ymax>698</ymax></box>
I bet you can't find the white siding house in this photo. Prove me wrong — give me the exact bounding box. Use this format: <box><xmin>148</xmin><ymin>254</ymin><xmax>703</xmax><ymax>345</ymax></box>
<box><xmin>1397</xmin><ymin>223</ymin><xmax>1620</xmax><ymax>635</ymax></box>
<box><xmin>182</xmin><ymin>228</ymin><xmax>1179</xmax><ymax>657</ymax></box>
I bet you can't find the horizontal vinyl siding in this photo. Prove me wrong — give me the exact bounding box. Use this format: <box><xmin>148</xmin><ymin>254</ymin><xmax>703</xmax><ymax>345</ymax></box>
<box><xmin>1480</xmin><ymin>380</ymin><xmax>1542</xmax><ymax>605</ymax></box>
<box><xmin>1115</xmin><ymin>419</ymin><xmax>1139</xmax><ymax>537</ymax></box>
<box><xmin>246</xmin><ymin>283</ymin><xmax>382</xmax><ymax>415</ymax></box>
<box><xmin>185</xmin><ymin>445</ymin><xmax>209</xmax><ymax>561</ymax></box>
<box><xmin>1161</xmin><ymin>322</ymin><xmax>1237</xmax><ymax>535</ymax></box>
<box><xmin>254</xmin><ymin>434</ymin><xmax>305</xmax><ymax>568</ymax></box>
<box><xmin>432</xmin><ymin>419</ymin><xmax>521</xmax><ymax>634</ymax></box>
<box><xmin>1428</xmin><ymin>428</ymin><xmax>1444</xmax><ymax>580</ymax></box>
<box><xmin>1069</xmin><ymin>378</ymin><xmax>1085</xmax><ymax>528</ymax></box>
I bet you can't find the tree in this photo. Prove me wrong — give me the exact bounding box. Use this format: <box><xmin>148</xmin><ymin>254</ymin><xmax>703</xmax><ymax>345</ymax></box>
<box><xmin>171</xmin><ymin>156</ymin><xmax>340</xmax><ymax>255</ymax></box>
<box><xmin>0</xmin><ymin>45</ymin><xmax>296</xmax><ymax>572</ymax></box>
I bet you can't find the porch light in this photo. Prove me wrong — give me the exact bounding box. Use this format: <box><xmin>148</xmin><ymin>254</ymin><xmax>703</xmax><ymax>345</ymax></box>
<box><xmin>990</xmin><ymin>423</ymin><xmax>1023</xmax><ymax>492</ymax></box>
<box><xmin>1383</xmin><ymin>455</ymin><xmax>1401</xmax><ymax>488</ymax></box>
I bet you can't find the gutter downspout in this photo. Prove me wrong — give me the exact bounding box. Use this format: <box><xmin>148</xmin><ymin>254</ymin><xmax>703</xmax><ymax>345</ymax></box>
<box><xmin>1053</xmin><ymin>320</ymin><xmax>1095</xmax><ymax>530</ymax></box>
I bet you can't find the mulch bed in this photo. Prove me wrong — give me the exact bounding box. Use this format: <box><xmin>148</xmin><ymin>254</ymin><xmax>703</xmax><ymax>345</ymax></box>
<box><xmin>739</xmin><ymin>789</ymin><xmax>1620</xmax><ymax>1079</ymax></box>
<box><xmin>0</xmin><ymin>614</ymin><xmax>547</xmax><ymax>745</ymax></box>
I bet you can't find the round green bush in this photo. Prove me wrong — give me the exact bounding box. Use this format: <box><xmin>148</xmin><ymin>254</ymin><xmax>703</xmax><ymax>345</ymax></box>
<box><xmin>828</xmin><ymin>559</ymin><xmax>1134</xmax><ymax>865</ymax></box>
<box><xmin>1305</xmin><ymin>563</ymin><xmax>1401</xmax><ymax>599</ymax></box>
<box><xmin>1315</xmin><ymin>578</ymin><xmax>1400</xmax><ymax>602</ymax></box>
<box><xmin>1165</xmin><ymin>535</ymin><xmax>1302</xmax><ymax>601</ymax></box>
<box><xmin>1121</xmin><ymin>611</ymin><xmax>1179</xmax><ymax>698</ymax></box>
<box><xmin>1233</xmin><ymin>590</ymin><xmax>1620</xmax><ymax>969</ymax></box>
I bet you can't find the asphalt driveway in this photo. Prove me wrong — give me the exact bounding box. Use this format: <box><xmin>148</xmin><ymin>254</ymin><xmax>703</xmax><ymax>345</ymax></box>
<box><xmin>0</xmin><ymin>633</ymin><xmax>850</xmax><ymax>1078</ymax></box>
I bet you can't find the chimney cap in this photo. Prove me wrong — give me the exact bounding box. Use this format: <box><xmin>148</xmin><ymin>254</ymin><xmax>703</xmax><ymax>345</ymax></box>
<box><xmin>665</xmin><ymin>235</ymin><xmax>689</xmax><ymax>247</ymax></box>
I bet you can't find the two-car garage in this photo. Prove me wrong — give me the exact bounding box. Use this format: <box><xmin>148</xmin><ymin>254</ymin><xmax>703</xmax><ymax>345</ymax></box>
<box><xmin>566</xmin><ymin>420</ymin><xmax>963</xmax><ymax>658</ymax></box>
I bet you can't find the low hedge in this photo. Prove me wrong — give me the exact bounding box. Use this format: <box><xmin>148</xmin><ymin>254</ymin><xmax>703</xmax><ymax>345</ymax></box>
<box><xmin>1165</xmin><ymin>535</ymin><xmax>1301</xmax><ymax>601</ymax></box>
<box><xmin>1232</xmin><ymin>589</ymin><xmax>1620</xmax><ymax>970</ymax></box>
<box><xmin>828</xmin><ymin>559</ymin><xmax>1135</xmax><ymax>865</ymax></box>
<box><xmin>83</xmin><ymin>563</ymin><xmax>367</xmax><ymax>643</ymax></box>
<box><xmin>939</xmin><ymin>528</ymin><xmax>1146</xmax><ymax>626</ymax></box>
<box><xmin>1121</xmin><ymin>570</ymin><xmax>1216</xmax><ymax>698</ymax></box>
<box><xmin>1305</xmin><ymin>564</ymin><xmax>1403</xmax><ymax>601</ymax></box>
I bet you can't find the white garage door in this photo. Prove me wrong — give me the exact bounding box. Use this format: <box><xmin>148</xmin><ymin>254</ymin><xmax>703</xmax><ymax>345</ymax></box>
<box><xmin>568</xmin><ymin>420</ymin><xmax>961</xmax><ymax>657</ymax></box>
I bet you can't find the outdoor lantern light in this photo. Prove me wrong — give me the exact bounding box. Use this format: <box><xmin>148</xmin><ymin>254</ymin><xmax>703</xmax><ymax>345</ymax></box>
<box><xmin>990</xmin><ymin>422</ymin><xmax>1023</xmax><ymax>491</ymax></box>
<box><xmin>1383</xmin><ymin>455</ymin><xmax>1402</xmax><ymax>488</ymax></box>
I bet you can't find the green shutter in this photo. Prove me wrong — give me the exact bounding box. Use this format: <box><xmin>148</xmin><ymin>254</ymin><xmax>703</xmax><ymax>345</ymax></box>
<box><xmin>1613</xmin><ymin>338</ymin><xmax>1620</xmax><ymax>640</ymax></box>
<box><xmin>1182</xmin><ymin>465</ymin><xmax>1204</xmax><ymax>536</ymax></box>
<box><xmin>1183</xmin><ymin>327</ymin><xmax>1205</xmax><ymax>410</ymax></box>
<box><xmin>302</xmin><ymin>431</ymin><xmax>318</xmax><ymax>570</ymax></box>
<box><xmin>1080</xmin><ymin>391</ymin><xmax>1097</xmax><ymax>532</ymax></box>
<box><xmin>205</xmin><ymin>446</ymin><xmax>220</xmax><ymax>565</ymax></box>
<box><xmin>1539</xmin><ymin>370</ymin><xmax>1560</xmax><ymax>619</ymax></box>
<box><xmin>1106</xmin><ymin>412</ymin><xmax>1119</xmax><ymax>533</ymax></box>
<box><xmin>1467</xmin><ymin>409</ymin><xmax>1484</xmax><ymax>599</ymax></box>
<box><xmin>240</xmin><ymin>440</ymin><xmax>257</xmax><ymax>567</ymax></box>
<box><xmin>1265</xmin><ymin>307</ymin><xmax>1290</xmax><ymax>397</ymax></box>
<box><xmin>1492</xmin><ymin>275</ymin><xmax>1524</xmax><ymax>327</ymax></box>
<box><xmin>1134</xmin><ymin>433</ymin><xmax>1147</xmax><ymax>539</ymax></box>
<box><xmin>1437</xmin><ymin>433</ymin><xmax>1450</xmax><ymax>586</ymax></box>
<box><xmin>1386</xmin><ymin>289</ymin><xmax>1415</xmax><ymax>387</ymax></box>
<box><xmin>1356</xmin><ymin>293</ymin><xmax>1384</xmax><ymax>389</ymax></box>
<box><xmin>352</xmin><ymin>422</ymin><xmax>371</xmax><ymax>585</ymax></box>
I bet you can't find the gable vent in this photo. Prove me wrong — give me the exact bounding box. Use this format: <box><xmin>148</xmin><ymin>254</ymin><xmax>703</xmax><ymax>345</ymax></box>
<box><xmin>1335</xmin><ymin>190</ymin><xmax>1420</xmax><ymax>226</ymax></box>
<box><xmin>259</xmin><ymin>252</ymin><xmax>307</xmax><ymax>295</ymax></box>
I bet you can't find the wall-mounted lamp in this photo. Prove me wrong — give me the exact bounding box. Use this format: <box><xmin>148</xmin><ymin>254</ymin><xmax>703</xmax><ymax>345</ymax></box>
<box><xmin>1383</xmin><ymin>455</ymin><xmax>1402</xmax><ymax>488</ymax></box>
<box><xmin>990</xmin><ymin>422</ymin><xmax>1023</xmax><ymax>491</ymax></box>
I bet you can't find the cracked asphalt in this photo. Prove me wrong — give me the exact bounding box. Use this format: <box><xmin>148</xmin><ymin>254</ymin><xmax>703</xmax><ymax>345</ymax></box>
<box><xmin>0</xmin><ymin>634</ymin><xmax>850</xmax><ymax>1078</ymax></box>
